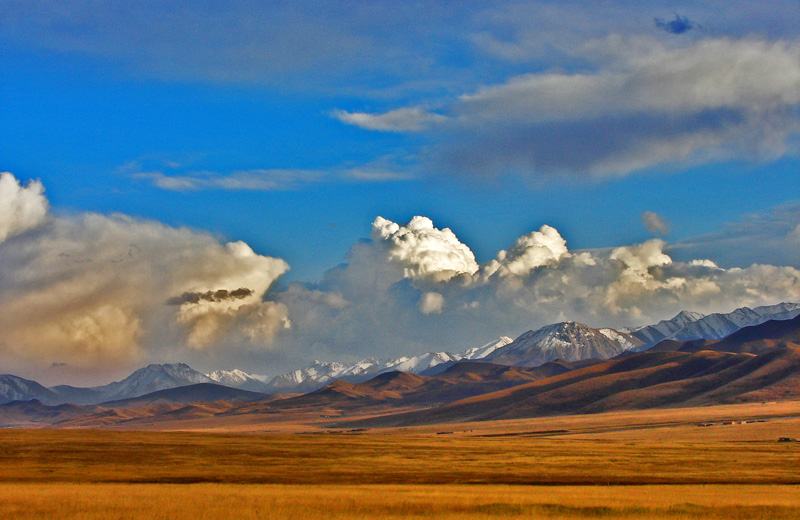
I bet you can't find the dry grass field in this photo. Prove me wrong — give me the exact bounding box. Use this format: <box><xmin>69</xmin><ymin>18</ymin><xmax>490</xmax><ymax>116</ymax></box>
<box><xmin>2</xmin><ymin>401</ymin><xmax>800</xmax><ymax>519</ymax></box>
<box><xmin>3</xmin><ymin>483</ymin><xmax>800</xmax><ymax>519</ymax></box>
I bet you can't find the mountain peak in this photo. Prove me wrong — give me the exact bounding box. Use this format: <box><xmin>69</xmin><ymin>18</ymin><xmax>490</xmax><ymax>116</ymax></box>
<box><xmin>671</xmin><ymin>310</ymin><xmax>705</xmax><ymax>323</ymax></box>
<box><xmin>486</xmin><ymin>321</ymin><xmax>641</xmax><ymax>367</ymax></box>
<box><xmin>631</xmin><ymin>303</ymin><xmax>800</xmax><ymax>348</ymax></box>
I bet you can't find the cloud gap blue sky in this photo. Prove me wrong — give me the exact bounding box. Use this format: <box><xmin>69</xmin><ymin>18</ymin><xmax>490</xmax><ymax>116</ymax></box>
<box><xmin>2</xmin><ymin>1</ymin><xmax>800</xmax><ymax>384</ymax></box>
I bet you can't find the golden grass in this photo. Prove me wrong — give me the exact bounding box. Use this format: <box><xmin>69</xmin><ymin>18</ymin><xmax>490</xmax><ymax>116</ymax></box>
<box><xmin>2</xmin><ymin>424</ymin><xmax>800</xmax><ymax>486</ymax></box>
<box><xmin>2</xmin><ymin>484</ymin><xmax>800</xmax><ymax>519</ymax></box>
<box><xmin>3</xmin><ymin>403</ymin><xmax>800</xmax><ymax>518</ymax></box>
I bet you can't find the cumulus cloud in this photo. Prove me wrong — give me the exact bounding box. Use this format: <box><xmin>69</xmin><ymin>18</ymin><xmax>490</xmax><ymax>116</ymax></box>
<box><xmin>332</xmin><ymin>108</ymin><xmax>447</xmax><ymax>132</ymax></box>
<box><xmin>279</xmin><ymin>214</ymin><xmax>800</xmax><ymax>365</ymax></box>
<box><xmin>5</xmin><ymin>174</ymin><xmax>800</xmax><ymax>381</ymax></box>
<box><xmin>0</xmin><ymin>173</ymin><xmax>289</xmax><ymax>381</ymax></box>
<box><xmin>0</xmin><ymin>172</ymin><xmax>49</xmax><ymax>243</ymax></box>
<box><xmin>654</xmin><ymin>14</ymin><xmax>699</xmax><ymax>35</ymax></box>
<box><xmin>370</xmin><ymin>216</ymin><xmax>479</xmax><ymax>282</ymax></box>
<box><xmin>642</xmin><ymin>211</ymin><xmax>670</xmax><ymax>234</ymax></box>
<box><xmin>482</xmin><ymin>225</ymin><xmax>571</xmax><ymax>277</ymax></box>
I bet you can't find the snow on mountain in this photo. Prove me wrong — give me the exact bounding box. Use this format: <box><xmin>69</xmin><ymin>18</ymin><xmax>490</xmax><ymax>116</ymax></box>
<box><xmin>625</xmin><ymin>310</ymin><xmax>705</xmax><ymax>345</ymax></box>
<box><xmin>484</xmin><ymin>321</ymin><xmax>644</xmax><ymax>367</ymax></box>
<box><xmin>628</xmin><ymin>302</ymin><xmax>800</xmax><ymax>348</ymax></box>
<box><xmin>752</xmin><ymin>302</ymin><xmax>800</xmax><ymax>318</ymax></box>
<box><xmin>0</xmin><ymin>374</ymin><xmax>61</xmax><ymax>405</ymax></box>
<box><xmin>205</xmin><ymin>369</ymin><xmax>270</xmax><ymax>392</ymax></box>
<box><xmin>384</xmin><ymin>351</ymin><xmax>460</xmax><ymax>373</ymax></box>
<box><xmin>91</xmin><ymin>363</ymin><xmax>215</xmax><ymax>403</ymax></box>
<box><xmin>260</xmin><ymin>323</ymin><xmax>644</xmax><ymax>394</ymax></box>
<box><xmin>460</xmin><ymin>337</ymin><xmax>513</xmax><ymax>360</ymax></box>
<box><xmin>1</xmin><ymin>364</ymin><xmax>216</xmax><ymax>406</ymax></box>
<box><xmin>261</xmin><ymin>336</ymin><xmax>515</xmax><ymax>393</ymax></box>
<box><xmin>599</xmin><ymin>328</ymin><xmax>643</xmax><ymax>351</ymax></box>
<box><xmin>264</xmin><ymin>360</ymin><xmax>349</xmax><ymax>394</ymax></box>
<box><xmin>5</xmin><ymin>302</ymin><xmax>799</xmax><ymax>403</ymax></box>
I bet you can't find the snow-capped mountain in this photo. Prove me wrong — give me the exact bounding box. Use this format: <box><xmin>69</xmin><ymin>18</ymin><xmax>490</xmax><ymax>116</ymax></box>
<box><xmin>5</xmin><ymin>302</ymin><xmax>799</xmax><ymax>403</ymax></box>
<box><xmin>0</xmin><ymin>375</ymin><xmax>62</xmax><ymax>405</ymax></box>
<box><xmin>460</xmin><ymin>337</ymin><xmax>514</xmax><ymax>360</ymax></box>
<box><xmin>259</xmin><ymin>338</ymin><xmax>514</xmax><ymax>394</ymax></box>
<box><xmin>383</xmin><ymin>351</ymin><xmax>461</xmax><ymax>374</ymax></box>
<box><xmin>90</xmin><ymin>363</ymin><xmax>214</xmax><ymax>403</ymax></box>
<box><xmin>628</xmin><ymin>303</ymin><xmax>800</xmax><ymax>348</ymax></box>
<box><xmin>484</xmin><ymin>321</ymin><xmax>644</xmax><ymax>367</ymax></box>
<box><xmin>3</xmin><ymin>364</ymin><xmax>215</xmax><ymax>406</ymax></box>
<box><xmin>598</xmin><ymin>328</ymin><xmax>644</xmax><ymax>351</ymax></box>
<box><xmin>264</xmin><ymin>360</ymin><xmax>349</xmax><ymax>394</ymax></box>
<box><xmin>206</xmin><ymin>369</ymin><xmax>270</xmax><ymax>392</ymax></box>
<box><xmin>47</xmin><ymin>363</ymin><xmax>216</xmax><ymax>405</ymax></box>
<box><xmin>255</xmin><ymin>327</ymin><xmax>640</xmax><ymax>394</ymax></box>
<box><xmin>626</xmin><ymin>310</ymin><xmax>705</xmax><ymax>346</ymax></box>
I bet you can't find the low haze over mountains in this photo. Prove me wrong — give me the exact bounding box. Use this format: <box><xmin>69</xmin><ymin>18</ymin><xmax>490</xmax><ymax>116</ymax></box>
<box><xmin>2</xmin><ymin>301</ymin><xmax>800</xmax><ymax>432</ymax></box>
<box><xmin>4</xmin><ymin>310</ymin><xmax>800</xmax><ymax>431</ymax></box>
<box><xmin>222</xmin><ymin>301</ymin><xmax>800</xmax><ymax>395</ymax></box>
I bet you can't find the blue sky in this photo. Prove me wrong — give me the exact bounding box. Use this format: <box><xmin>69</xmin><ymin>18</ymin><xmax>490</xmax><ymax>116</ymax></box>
<box><xmin>2</xmin><ymin>1</ymin><xmax>800</xmax><ymax>383</ymax></box>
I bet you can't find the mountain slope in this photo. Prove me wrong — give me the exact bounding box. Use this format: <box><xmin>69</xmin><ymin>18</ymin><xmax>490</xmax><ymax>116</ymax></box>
<box><xmin>96</xmin><ymin>363</ymin><xmax>214</xmax><ymax>401</ymax></box>
<box><xmin>656</xmin><ymin>314</ymin><xmax>800</xmax><ymax>355</ymax></box>
<box><xmin>0</xmin><ymin>375</ymin><xmax>62</xmax><ymax>405</ymax></box>
<box><xmin>485</xmin><ymin>321</ymin><xmax>644</xmax><ymax>367</ymax></box>
<box><xmin>0</xmin><ymin>400</ymin><xmax>103</xmax><ymax>427</ymax></box>
<box><xmin>205</xmin><ymin>369</ymin><xmax>270</xmax><ymax>392</ymax></box>
<box><xmin>261</xmin><ymin>337</ymin><xmax>514</xmax><ymax>394</ymax></box>
<box><xmin>629</xmin><ymin>303</ymin><xmax>800</xmax><ymax>348</ymax></box>
<box><xmin>50</xmin><ymin>363</ymin><xmax>216</xmax><ymax>405</ymax></box>
<box><xmin>100</xmin><ymin>382</ymin><xmax>271</xmax><ymax>409</ymax></box>
<box><xmin>345</xmin><ymin>346</ymin><xmax>800</xmax><ymax>428</ymax></box>
<box><xmin>215</xmin><ymin>303</ymin><xmax>800</xmax><ymax>394</ymax></box>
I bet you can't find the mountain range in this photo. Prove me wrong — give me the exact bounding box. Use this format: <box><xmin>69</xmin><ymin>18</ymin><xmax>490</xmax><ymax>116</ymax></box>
<box><xmin>4</xmin><ymin>313</ymin><xmax>800</xmax><ymax>430</ymax></box>
<box><xmin>1</xmin><ymin>302</ymin><xmax>799</xmax><ymax>410</ymax></box>
<box><xmin>625</xmin><ymin>302</ymin><xmax>800</xmax><ymax>346</ymax></box>
<box><xmin>0</xmin><ymin>363</ymin><xmax>215</xmax><ymax>406</ymax></box>
<box><xmin>237</xmin><ymin>301</ymin><xmax>800</xmax><ymax>394</ymax></box>
<box><xmin>3</xmin><ymin>310</ymin><xmax>800</xmax><ymax>430</ymax></box>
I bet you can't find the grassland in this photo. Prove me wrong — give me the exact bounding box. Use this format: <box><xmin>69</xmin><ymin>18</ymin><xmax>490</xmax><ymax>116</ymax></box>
<box><xmin>3</xmin><ymin>483</ymin><xmax>800</xmax><ymax>520</ymax></box>
<box><xmin>2</xmin><ymin>402</ymin><xmax>800</xmax><ymax>518</ymax></box>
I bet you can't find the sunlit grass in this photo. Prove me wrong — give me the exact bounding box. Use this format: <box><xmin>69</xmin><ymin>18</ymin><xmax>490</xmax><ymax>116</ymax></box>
<box><xmin>2</xmin><ymin>429</ymin><xmax>799</xmax><ymax>486</ymax></box>
<box><xmin>2</xmin><ymin>409</ymin><xmax>799</xmax><ymax>519</ymax></box>
<box><xmin>3</xmin><ymin>484</ymin><xmax>800</xmax><ymax>520</ymax></box>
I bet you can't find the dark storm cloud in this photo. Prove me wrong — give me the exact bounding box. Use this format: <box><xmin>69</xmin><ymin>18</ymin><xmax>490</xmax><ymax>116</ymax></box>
<box><xmin>167</xmin><ymin>288</ymin><xmax>254</xmax><ymax>306</ymax></box>
<box><xmin>655</xmin><ymin>14</ymin><xmax>698</xmax><ymax>35</ymax></box>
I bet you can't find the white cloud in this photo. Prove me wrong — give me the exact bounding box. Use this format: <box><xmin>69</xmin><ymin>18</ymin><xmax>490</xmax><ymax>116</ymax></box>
<box><xmin>333</xmin><ymin>107</ymin><xmax>447</xmax><ymax>132</ymax></box>
<box><xmin>370</xmin><ymin>216</ymin><xmax>479</xmax><ymax>282</ymax></box>
<box><xmin>0</xmin><ymin>172</ymin><xmax>49</xmax><ymax>243</ymax></box>
<box><xmin>482</xmin><ymin>225</ymin><xmax>570</xmax><ymax>277</ymax></box>
<box><xmin>0</xmin><ymin>174</ymin><xmax>289</xmax><ymax>380</ymax></box>
<box><xmin>278</xmin><ymin>214</ymin><xmax>800</xmax><ymax>365</ymax></box>
<box><xmin>327</xmin><ymin>36</ymin><xmax>800</xmax><ymax>180</ymax></box>
<box><xmin>130</xmin><ymin>158</ymin><xmax>415</xmax><ymax>192</ymax></box>
<box><xmin>442</xmin><ymin>37</ymin><xmax>800</xmax><ymax>178</ymax></box>
<box><xmin>5</xmin><ymin>173</ymin><xmax>800</xmax><ymax>380</ymax></box>
<box><xmin>459</xmin><ymin>38</ymin><xmax>800</xmax><ymax>121</ymax></box>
